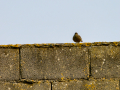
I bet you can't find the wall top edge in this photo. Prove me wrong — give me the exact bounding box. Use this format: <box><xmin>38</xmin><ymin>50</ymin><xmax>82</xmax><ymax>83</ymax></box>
<box><xmin>0</xmin><ymin>41</ymin><xmax>120</xmax><ymax>48</ymax></box>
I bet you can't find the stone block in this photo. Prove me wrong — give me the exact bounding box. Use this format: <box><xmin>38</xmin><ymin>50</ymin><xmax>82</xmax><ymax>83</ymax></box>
<box><xmin>52</xmin><ymin>79</ymin><xmax>119</xmax><ymax>90</ymax></box>
<box><xmin>90</xmin><ymin>46</ymin><xmax>120</xmax><ymax>78</ymax></box>
<box><xmin>0</xmin><ymin>48</ymin><xmax>19</xmax><ymax>81</ymax></box>
<box><xmin>21</xmin><ymin>46</ymin><xmax>89</xmax><ymax>80</ymax></box>
<box><xmin>0</xmin><ymin>81</ymin><xmax>51</xmax><ymax>90</ymax></box>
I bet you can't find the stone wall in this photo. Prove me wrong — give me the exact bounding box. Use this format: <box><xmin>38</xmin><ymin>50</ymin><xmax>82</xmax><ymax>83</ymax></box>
<box><xmin>0</xmin><ymin>42</ymin><xmax>120</xmax><ymax>90</ymax></box>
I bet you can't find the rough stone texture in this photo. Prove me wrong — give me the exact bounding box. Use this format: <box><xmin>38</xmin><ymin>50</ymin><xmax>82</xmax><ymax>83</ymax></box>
<box><xmin>21</xmin><ymin>46</ymin><xmax>89</xmax><ymax>80</ymax></box>
<box><xmin>0</xmin><ymin>81</ymin><xmax>51</xmax><ymax>90</ymax></box>
<box><xmin>52</xmin><ymin>79</ymin><xmax>119</xmax><ymax>90</ymax></box>
<box><xmin>0</xmin><ymin>48</ymin><xmax>19</xmax><ymax>81</ymax></box>
<box><xmin>1</xmin><ymin>42</ymin><xmax>120</xmax><ymax>89</ymax></box>
<box><xmin>91</xmin><ymin>46</ymin><xmax>120</xmax><ymax>78</ymax></box>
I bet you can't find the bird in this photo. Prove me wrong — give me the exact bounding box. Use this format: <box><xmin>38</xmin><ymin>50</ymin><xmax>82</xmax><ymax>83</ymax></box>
<box><xmin>73</xmin><ymin>32</ymin><xmax>83</xmax><ymax>42</ymax></box>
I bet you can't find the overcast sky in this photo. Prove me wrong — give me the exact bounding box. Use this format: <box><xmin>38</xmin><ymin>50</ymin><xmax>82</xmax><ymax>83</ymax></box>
<box><xmin>0</xmin><ymin>1</ymin><xmax>120</xmax><ymax>45</ymax></box>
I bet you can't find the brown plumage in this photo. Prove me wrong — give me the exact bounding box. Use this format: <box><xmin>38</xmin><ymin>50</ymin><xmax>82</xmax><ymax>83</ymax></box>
<box><xmin>73</xmin><ymin>32</ymin><xmax>83</xmax><ymax>42</ymax></box>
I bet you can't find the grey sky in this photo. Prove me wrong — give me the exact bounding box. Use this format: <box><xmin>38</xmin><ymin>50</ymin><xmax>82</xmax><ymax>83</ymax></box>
<box><xmin>0</xmin><ymin>1</ymin><xmax>120</xmax><ymax>44</ymax></box>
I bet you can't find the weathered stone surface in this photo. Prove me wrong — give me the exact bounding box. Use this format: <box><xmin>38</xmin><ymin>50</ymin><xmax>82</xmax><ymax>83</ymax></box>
<box><xmin>52</xmin><ymin>79</ymin><xmax>119</xmax><ymax>90</ymax></box>
<box><xmin>0</xmin><ymin>48</ymin><xmax>19</xmax><ymax>81</ymax></box>
<box><xmin>21</xmin><ymin>46</ymin><xmax>89</xmax><ymax>80</ymax></box>
<box><xmin>91</xmin><ymin>46</ymin><xmax>120</xmax><ymax>78</ymax></box>
<box><xmin>0</xmin><ymin>81</ymin><xmax>51</xmax><ymax>90</ymax></box>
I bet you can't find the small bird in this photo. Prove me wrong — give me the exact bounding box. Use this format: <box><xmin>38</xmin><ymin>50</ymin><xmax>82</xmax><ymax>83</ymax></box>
<box><xmin>73</xmin><ymin>32</ymin><xmax>83</xmax><ymax>42</ymax></box>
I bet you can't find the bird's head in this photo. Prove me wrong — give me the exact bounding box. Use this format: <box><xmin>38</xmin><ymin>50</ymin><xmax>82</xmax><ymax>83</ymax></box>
<box><xmin>75</xmin><ymin>32</ymin><xmax>78</xmax><ymax>34</ymax></box>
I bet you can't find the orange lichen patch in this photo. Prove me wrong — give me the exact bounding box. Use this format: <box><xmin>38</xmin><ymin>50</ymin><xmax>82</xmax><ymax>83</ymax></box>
<box><xmin>87</xmin><ymin>75</ymin><xmax>89</xmax><ymax>78</ymax></box>
<box><xmin>85</xmin><ymin>81</ymin><xmax>96</xmax><ymax>89</ymax></box>
<box><xmin>71</xmin><ymin>43</ymin><xmax>83</xmax><ymax>47</ymax></box>
<box><xmin>25</xmin><ymin>44</ymin><xmax>32</xmax><ymax>46</ymax></box>
<box><xmin>34</xmin><ymin>44</ymin><xmax>42</xmax><ymax>47</ymax></box>
<box><xmin>64</xmin><ymin>43</ymin><xmax>68</xmax><ymax>45</ymax></box>
<box><xmin>11</xmin><ymin>44</ymin><xmax>21</xmax><ymax>47</ymax></box>
<box><xmin>61</xmin><ymin>73</ymin><xmax>63</xmax><ymax>76</ymax></box>
<box><xmin>85</xmin><ymin>84</ymin><xmax>95</xmax><ymax>89</ymax></box>
<box><xmin>31</xmin><ymin>80</ymin><xmax>35</xmax><ymax>82</ymax></box>
<box><xmin>61</xmin><ymin>77</ymin><xmax>64</xmax><ymax>81</ymax></box>
<box><xmin>85</xmin><ymin>43</ymin><xmax>91</xmax><ymax>46</ymax></box>
<box><xmin>102</xmin><ymin>78</ymin><xmax>106</xmax><ymax>80</ymax></box>
<box><xmin>0</xmin><ymin>44</ymin><xmax>21</xmax><ymax>48</ymax></box>
<box><xmin>71</xmin><ymin>43</ymin><xmax>76</xmax><ymax>46</ymax></box>
<box><xmin>61</xmin><ymin>73</ymin><xmax>65</xmax><ymax>80</ymax></box>
<box><xmin>113</xmin><ymin>42</ymin><xmax>118</xmax><ymax>46</ymax></box>
<box><xmin>78</xmin><ymin>43</ymin><xmax>83</xmax><ymax>46</ymax></box>
<box><xmin>38</xmin><ymin>81</ymin><xmax>41</xmax><ymax>84</ymax></box>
